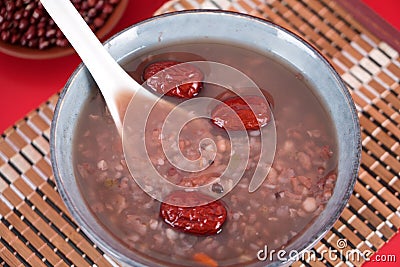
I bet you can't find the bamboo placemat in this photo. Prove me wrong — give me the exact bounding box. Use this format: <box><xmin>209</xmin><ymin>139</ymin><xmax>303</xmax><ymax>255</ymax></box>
<box><xmin>1</xmin><ymin>0</ymin><xmax>399</xmax><ymax>266</ymax></box>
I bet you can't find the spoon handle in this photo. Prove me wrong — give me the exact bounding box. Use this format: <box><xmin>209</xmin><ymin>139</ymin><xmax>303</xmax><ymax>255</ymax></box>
<box><xmin>40</xmin><ymin>0</ymin><xmax>142</xmax><ymax>133</ymax></box>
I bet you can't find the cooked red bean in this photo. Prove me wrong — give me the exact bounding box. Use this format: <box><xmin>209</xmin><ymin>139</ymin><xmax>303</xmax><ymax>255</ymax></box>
<box><xmin>211</xmin><ymin>96</ymin><xmax>271</xmax><ymax>130</ymax></box>
<box><xmin>320</xmin><ymin>145</ymin><xmax>333</xmax><ymax>160</ymax></box>
<box><xmin>143</xmin><ymin>61</ymin><xmax>203</xmax><ymax>98</ymax></box>
<box><xmin>160</xmin><ymin>191</ymin><xmax>227</xmax><ymax>235</ymax></box>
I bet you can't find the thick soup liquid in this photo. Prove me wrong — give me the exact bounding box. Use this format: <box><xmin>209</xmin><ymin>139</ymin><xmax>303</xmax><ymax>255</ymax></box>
<box><xmin>74</xmin><ymin>42</ymin><xmax>338</xmax><ymax>266</ymax></box>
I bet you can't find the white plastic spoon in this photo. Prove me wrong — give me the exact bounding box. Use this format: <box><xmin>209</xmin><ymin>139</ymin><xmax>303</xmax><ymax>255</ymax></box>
<box><xmin>40</xmin><ymin>0</ymin><xmax>157</xmax><ymax>136</ymax></box>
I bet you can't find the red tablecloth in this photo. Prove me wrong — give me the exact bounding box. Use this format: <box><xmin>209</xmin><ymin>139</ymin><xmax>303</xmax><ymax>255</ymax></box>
<box><xmin>0</xmin><ymin>1</ymin><xmax>399</xmax><ymax>266</ymax></box>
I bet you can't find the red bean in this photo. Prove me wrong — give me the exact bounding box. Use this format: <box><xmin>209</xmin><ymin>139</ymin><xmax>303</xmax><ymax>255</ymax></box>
<box><xmin>320</xmin><ymin>145</ymin><xmax>333</xmax><ymax>160</ymax></box>
<box><xmin>0</xmin><ymin>0</ymin><xmax>120</xmax><ymax>49</ymax></box>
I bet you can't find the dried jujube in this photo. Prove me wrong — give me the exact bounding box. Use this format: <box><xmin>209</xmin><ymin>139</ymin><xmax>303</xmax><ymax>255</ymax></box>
<box><xmin>160</xmin><ymin>191</ymin><xmax>227</xmax><ymax>235</ymax></box>
<box><xmin>143</xmin><ymin>60</ymin><xmax>203</xmax><ymax>98</ymax></box>
<box><xmin>211</xmin><ymin>96</ymin><xmax>271</xmax><ymax>130</ymax></box>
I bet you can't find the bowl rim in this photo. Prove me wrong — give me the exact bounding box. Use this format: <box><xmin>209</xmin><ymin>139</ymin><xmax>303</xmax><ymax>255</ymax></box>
<box><xmin>50</xmin><ymin>9</ymin><xmax>361</xmax><ymax>267</ymax></box>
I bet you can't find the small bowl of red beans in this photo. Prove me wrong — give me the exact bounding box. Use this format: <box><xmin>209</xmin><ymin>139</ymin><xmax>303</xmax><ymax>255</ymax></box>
<box><xmin>0</xmin><ymin>0</ymin><xmax>128</xmax><ymax>59</ymax></box>
<box><xmin>50</xmin><ymin>10</ymin><xmax>361</xmax><ymax>267</ymax></box>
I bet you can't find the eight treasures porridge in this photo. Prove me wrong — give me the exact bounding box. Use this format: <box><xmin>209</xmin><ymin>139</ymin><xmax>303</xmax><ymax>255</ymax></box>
<box><xmin>74</xmin><ymin>42</ymin><xmax>338</xmax><ymax>266</ymax></box>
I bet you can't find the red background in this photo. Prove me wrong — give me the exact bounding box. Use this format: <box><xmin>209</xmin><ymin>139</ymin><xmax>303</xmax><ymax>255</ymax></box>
<box><xmin>0</xmin><ymin>1</ymin><xmax>399</xmax><ymax>266</ymax></box>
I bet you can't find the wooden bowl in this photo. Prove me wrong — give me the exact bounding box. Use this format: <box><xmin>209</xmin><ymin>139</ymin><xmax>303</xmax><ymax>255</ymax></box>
<box><xmin>0</xmin><ymin>0</ymin><xmax>128</xmax><ymax>60</ymax></box>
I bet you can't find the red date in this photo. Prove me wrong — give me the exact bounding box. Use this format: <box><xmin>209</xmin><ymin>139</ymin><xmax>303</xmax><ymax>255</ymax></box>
<box><xmin>160</xmin><ymin>191</ymin><xmax>227</xmax><ymax>235</ymax></box>
<box><xmin>211</xmin><ymin>96</ymin><xmax>271</xmax><ymax>130</ymax></box>
<box><xmin>143</xmin><ymin>61</ymin><xmax>203</xmax><ymax>98</ymax></box>
<box><xmin>215</xmin><ymin>88</ymin><xmax>275</xmax><ymax>108</ymax></box>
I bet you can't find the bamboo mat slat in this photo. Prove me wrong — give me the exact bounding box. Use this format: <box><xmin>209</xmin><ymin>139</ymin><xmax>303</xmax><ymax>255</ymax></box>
<box><xmin>1</xmin><ymin>0</ymin><xmax>399</xmax><ymax>266</ymax></box>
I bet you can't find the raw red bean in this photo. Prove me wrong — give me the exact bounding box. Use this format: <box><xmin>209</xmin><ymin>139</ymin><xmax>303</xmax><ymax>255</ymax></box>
<box><xmin>0</xmin><ymin>0</ymin><xmax>120</xmax><ymax>50</ymax></box>
<box><xmin>211</xmin><ymin>96</ymin><xmax>271</xmax><ymax>130</ymax></box>
<box><xmin>19</xmin><ymin>19</ymin><xmax>29</xmax><ymax>30</ymax></box>
<box><xmin>1</xmin><ymin>31</ymin><xmax>10</xmax><ymax>42</ymax></box>
<box><xmin>88</xmin><ymin>0</ymin><xmax>97</xmax><ymax>7</ymax></box>
<box><xmin>160</xmin><ymin>191</ymin><xmax>227</xmax><ymax>235</ymax></box>
<box><xmin>143</xmin><ymin>61</ymin><xmax>203</xmax><ymax>98</ymax></box>
<box><xmin>103</xmin><ymin>4</ymin><xmax>114</xmax><ymax>14</ymax></box>
<box><xmin>94</xmin><ymin>17</ymin><xmax>104</xmax><ymax>28</ymax></box>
